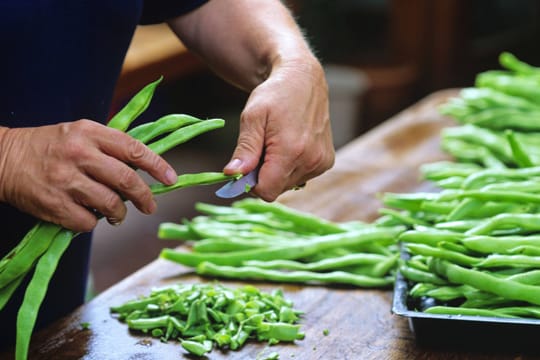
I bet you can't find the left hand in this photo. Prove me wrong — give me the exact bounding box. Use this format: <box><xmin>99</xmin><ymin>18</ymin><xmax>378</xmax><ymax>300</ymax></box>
<box><xmin>223</xmin><ymin>57</ymin><xmax>335</xmax><ymax>201</ymax></box>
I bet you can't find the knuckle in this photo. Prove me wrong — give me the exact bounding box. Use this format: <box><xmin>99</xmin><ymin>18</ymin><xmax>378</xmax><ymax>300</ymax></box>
<box><xmin>101</xmin><ymin>191</ymin><xmax>124</xmax><ymax>216</ymax></box>
<box><xmin>117</xmin><ymin>168</ymin><xmax>139</xmax><ymax>191</ymax></box>
<box><xmin>126</xmin><ymin>139</ymin><xmax>147</xmax><ymax>162</ymax></box>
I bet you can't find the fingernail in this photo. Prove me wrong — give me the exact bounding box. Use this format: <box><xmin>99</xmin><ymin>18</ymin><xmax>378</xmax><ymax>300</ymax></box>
<box><xmin>226</xmin><ymin>158</ymin><xmax>243</xmax><ymax>171</ymax></box>
<box><xmin>107</xmin><ymin>217</ymin><xmax>123</xmax><ymax>226</ymax></box>
<box><xmin>165</xmin><ymin>168</ymin><xmax>177</xmax><ymax>185</ymax></box>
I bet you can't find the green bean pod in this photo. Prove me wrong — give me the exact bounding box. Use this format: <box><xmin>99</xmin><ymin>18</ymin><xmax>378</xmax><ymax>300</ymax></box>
<box><xmin>0</xmin><ymin>222</ymin><xmax>62</xmax><ymax>289</ymax></box>
<box><xmin>15</xmin><ymin>228</ymin><xmax>73</xmax><ymax>360</ymax></box>
<box><xmin>107</xmin><ymin>76</ymin><xmax>163</xmax><ymax>131</ymax></box>
<box><xmin>127</xmin><ymin>113</ymin><xmax>202</xmax><ymax>144</ymax></box>
<box><xmin>147</xmin><ymin>119</ymin><xmax>225</xmax><ymax>155</ymax></box>
<box><xmin>429</xmin><ymin>258</ymin><xmax>540</xmax><ymax>306</ymax></box>
<box><xmin>150</xmin><ymin>172</ymin><xmax>238</xmax><ymax>195</ymax></box>
<box><xmin>196</xmin><ymin>262</ymin><xmax>394</xmax><ymax>288</ymax></box>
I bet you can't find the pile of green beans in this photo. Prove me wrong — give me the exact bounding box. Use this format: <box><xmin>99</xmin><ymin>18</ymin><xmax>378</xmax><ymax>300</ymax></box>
<box><xmin>0</xmin><ymin>77</ymin><xmax>238</xmax><ymax>360</ymax></box>
<box><xmin>438</xmin><ymin>52</ymin><xmax>540</xmax><ymax>168</ymax></box>
<box><xmin>381</xmin><ymin>52</ymin><xmax>540</xmax><ymax>319</ymax></box>
<box><xmin>158</xmin><ymin>199</ymin><xmax>404</xmax><ymax>288</ymax></box>
<box><xmin>110</xmin><ymin>282</ymin><xmax>303</xmax><ymax>357</ymax></box>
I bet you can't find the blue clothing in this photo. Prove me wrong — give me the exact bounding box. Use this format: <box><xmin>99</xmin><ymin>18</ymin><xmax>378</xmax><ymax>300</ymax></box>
<box><xmin>0</xmin><ymin>0</ymin><xmax>207</xmax><ymax>349</ymax></box>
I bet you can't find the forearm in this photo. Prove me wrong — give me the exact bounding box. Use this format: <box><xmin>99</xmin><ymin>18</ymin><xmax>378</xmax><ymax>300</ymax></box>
<box><xmin>0</xmin><ymin>126</ymin><xmax>12</xmax><ymax>203</ymax></box>
<box><xmin>167</xmin><ymin>0</ymin><xmax>317</xmax><ymax>91</ymax></box>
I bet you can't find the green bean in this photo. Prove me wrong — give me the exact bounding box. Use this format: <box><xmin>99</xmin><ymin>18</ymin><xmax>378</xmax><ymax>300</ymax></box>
<box><xmin>157</xmin><ymin>222</ymin><xmax>193</xmax><ymax>240</ymax></box>
<box><xmin>16</xmin><ymin>228</ymin><xmax>73</xmax><ymax>360</ymax></box>
<box><xmin>434</xmin><ymin>219</ymin><xmax>481</xmax><ymax>232</ymax></box>
<box><xmin>507</xmin><ymin>245</ymin><xmax>540</xmax><ymax>256</ymax></box>
<box><xmin>194</xmin><ymin>202</ymin><xmax>248</xmax><ymax>216</ymax></box>
<box><xmin>232</xmin><ymin>198</ymin><xmax>345</xmax><ymax>235</ymax></box>
<box><xmin>405</xmin><ymin>257</ymin><xmax>430</xmax><ymax>272</ymax></box>
<box><xmin>442</xmin><ymin>138</ymin><xmax>507</xmax><ymax>168</ymax></box>
<box><xmin>192</xmin><ymin>238</ymin><xmax>281</xmax><ymax>253</ymax></box>
<box><xmin>212</xmin><ymin>213</ymin><xmax>295</xmax><ymax>231</ymax></box>
<box><xmin>482</xmin><ymin>179</ymin><xmax>540</xmax><ymax>192</ymax></box>
<box><xmin>462</xmin><ymin>166</ymin><xmax>540</xmax><ymax>189</ymax></box>
<box><xmin>499</xmin><ymin>52</ymin><xmax>540</xmax><ymax>77</ymax></box>
<box><xmin>372</xmin><ymin>253</ymin><xmax>400</xmax><ymax>277</ymax></box>
<box><xmin>466</xmin><ymin>108</ymin><xmax>540</xmax><ymax>132</ymax></box>
<box><xmin>495</xmin><ymin>306</ymin><xmax>540</xmax><ymax>319</ymax></box>
<box><xmin>150</xmin><ymin>172</ymin><xmax>238</xmax><ymax>195</ymax></box>
<box><xmin>424</xmin><ymin>306</ymin><xmax>517</xmax><ymax>318</ymax></box>
<box><xmin>147</xmin><ymin>119</ymin><xmax>225</xmax><ymax>155</ymax></box>
<box><xmin>243</xmin><ymin>253</ymin><xmax>390</xmax><ymax>271</ymax></box>
<box><xmin>442</xmin><ymin>125</ymin><xmax>512</xmax><ymax>163</ymax></box>
<box><xmin>429</xmin><ymin>258</ymin><xmax>540</xmax><ymax>306</ymax></box>
<box><xmin>197</xmin><ymin>262</ymin><xmax>394</xmax><ymax>288</ymax></box>
<box><xmin>108</xmin><ymin>76</ymin><xmax>162</xmax><ymax>131</ymax></box>
<box><xmin>466</xmin><ymin>213</ymin><xmax>540</xmax><ymax>235</ymax></box>
<box><xmin>476</xmin><ymin>70</ymin><xmax>540</xmax><ymax>105</ymax></box>
<box><xmin>420</xmin><ymin>161</ymin><xmax>482</xmax><ymax>181</ymax></box>
<box><xmin>439</xmin><ymin>190</ymin><xmax>540</xmax><ymax>205</ymax></box>
<box><xmin>435</xmin><ymin>176</ymin><xmax>465</xmax><ymax>189</ymax></box>
<box><xmin>377</xmin><ymin>208</ymin><xmax>429</xmax><ymax>227</ymax></box>
<box><xmin>409</xmin><ymin>283</ymin><xmax>469</xmax><ymax>301</ymax></box>
<box><xmin>0</xmin><ymin>275</ymin><xmax>24</xmax><ymax>312</ymax></box>
<box><xmin>461</xmin><ymin>235</ymin><xmax>540</xmax><ymax>254</ymax></box>
<box><xmin>477</xmin><ymin>254</ymin><xmax>540</xmax><ymax>269</ymax></box>
<box><xmin>506</xmin><ymin>269</ymin><xmax>540</xmax><ymax>285</ymax></box>
<box><xmin>399</xmin><ymin>229</ymin><xmax>464</xmax><ymax>247</ymax></box>
<box><xmin>406</xmin><ymin>243</ymin><xmax>481</xmax><ymax>267</ymax></box>
<box><xmin>506</xmin><ymin>130</ymin><xmax>534</xmax><ymax>167</ymax></box>
<box><xmin>381</xmin><ymin>192</ymin><xmax>441</xmax><ymax>212</ymax></box>
<box><xmin>181</xmin><ymin>340</ymin><xmax>213</xmax><ymax>356</ymax></box>
<box><xmin>0</xmin><ymin>222</ymin><xmax>62</xmax><ymax>289</ymax></box>
<box><xmin>460</xmin><ymin>86</ymin><xmax>540</xmax><ymax>112</ymax></box>
<box><xmin>420</xmin><ymin>201</ymin><xmax>455</xmax><ymax>215</ymax></box>
<box><xmin>127</xmin><ymin>113</ymin><xmax>202</xmax><ymax>144</ymax></box>
<box><xmin>399</xmin><ymin>265</ymin><xmax>448</xmax><ymax>285</ymax></box>
<box><xmin>161</xmin><ymin>226</ymin><xmax>403</xmax><ymax>267</ymax></box>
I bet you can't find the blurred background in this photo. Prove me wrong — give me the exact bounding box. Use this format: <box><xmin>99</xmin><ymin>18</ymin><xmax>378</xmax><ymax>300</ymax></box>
<box><xmin>89</xmin><ymin>0</ymin><xmax>540</xmax><ymax>295</ymax></box>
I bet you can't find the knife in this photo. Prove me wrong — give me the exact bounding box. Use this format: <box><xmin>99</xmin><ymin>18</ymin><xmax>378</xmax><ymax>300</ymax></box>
<box><xmin>215</xmin><ymin>165</ymin><xmax>260</xmax><ymax>198</ymax></box>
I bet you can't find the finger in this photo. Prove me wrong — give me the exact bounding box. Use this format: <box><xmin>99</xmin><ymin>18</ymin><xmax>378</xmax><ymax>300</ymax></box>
<box><xmin>70</xmin><ymin>173</ymin><xmax>129</xmax><ymax>221</ymax></box>
<box><xmin>55</xmin><ymin>202</ymin><xmax>100</xmax><ymax>233</ymax></box>
<box><xmin>81</xmin><ymin>153</ymin><xmax>157</xmax><ymax>215</ymax></box>
<box><xmin>98</xmin><ymin>130</ymin><xmax>177</xmax><ymax>185</ymax></box>
<box><xmin>251</xmin><ymin>153</ymin><xmax>294</xmax><ymax>201</ymax></box>
<box><xmin>224</xmin><ymin>106</ymin><xmax>266</xmax><ymax>175</ymax></box>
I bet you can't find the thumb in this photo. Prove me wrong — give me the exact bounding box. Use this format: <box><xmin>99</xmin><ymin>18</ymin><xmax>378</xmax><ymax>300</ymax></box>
<box><xmin>224</xmin><ymin>123</ymin><xmax>265</xmax><ymax>175</ymax></box>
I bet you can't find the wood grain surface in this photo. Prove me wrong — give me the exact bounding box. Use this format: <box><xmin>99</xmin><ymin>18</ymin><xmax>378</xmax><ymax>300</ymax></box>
<box><xmin>3</xmin><ymin>89</ymin><xmax>539</xmax><ymax>360</ymax></box>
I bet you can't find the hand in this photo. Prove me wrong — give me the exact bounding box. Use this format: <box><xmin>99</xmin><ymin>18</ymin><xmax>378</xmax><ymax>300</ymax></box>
<box><xmin>224</xmin><ymin>57</ymin><xmax>335</xmax><ymax>201</ymax></box>
<box><xmin>0</xmin><ymin>120</ymin><xmax>177</xmax><ymax>232</ymax></box>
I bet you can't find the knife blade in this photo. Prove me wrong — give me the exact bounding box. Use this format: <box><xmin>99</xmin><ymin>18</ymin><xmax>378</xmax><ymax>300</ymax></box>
<box><xmin>215</xmin><ymin>166</ymin><xmax>259</xmax><ymax>198</ymax></box>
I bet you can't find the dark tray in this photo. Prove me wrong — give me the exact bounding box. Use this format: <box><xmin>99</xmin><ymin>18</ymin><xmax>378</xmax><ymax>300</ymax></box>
<box><xmin>392</xmin><ymin>270</ymin><xmax>540</xmax><ymax>353</ymax></box>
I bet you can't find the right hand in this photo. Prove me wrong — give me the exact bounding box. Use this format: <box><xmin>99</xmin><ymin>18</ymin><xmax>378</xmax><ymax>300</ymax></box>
<box><xmin>0</xmin><ymin>119</ymin><xmax>177</xmax><ymax>232</ymax></box>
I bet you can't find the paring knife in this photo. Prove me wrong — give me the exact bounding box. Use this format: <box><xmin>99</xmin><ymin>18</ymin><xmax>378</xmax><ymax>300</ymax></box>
<box><xmin>215</xmin><ymin>166</ymin><xmax>260</xmax><ymax>198</ymax></box>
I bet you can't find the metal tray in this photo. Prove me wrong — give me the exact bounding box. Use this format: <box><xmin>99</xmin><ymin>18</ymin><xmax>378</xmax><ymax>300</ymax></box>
<box><xmin>392</xmin><ymin>270</ymin><xmax>540</xmax><ymax>352</ymax></box>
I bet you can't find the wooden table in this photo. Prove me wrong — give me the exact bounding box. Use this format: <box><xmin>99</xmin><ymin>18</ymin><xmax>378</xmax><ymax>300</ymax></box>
<box><xmin>3</xmin><ymin>89</ymin><xmax>537</xmax><ymax>359</ymax></box>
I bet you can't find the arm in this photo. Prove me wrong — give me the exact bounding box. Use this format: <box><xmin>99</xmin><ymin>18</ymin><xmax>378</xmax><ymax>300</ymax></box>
<box><xmin>0</xmin><ymin>121</ymin><xmax>177</xmax><ymax>232</ymax></box>
<box><xmin>167</xmin><ymin>0</ymin><xmax>335</xmax><ymax>201</ymax></box>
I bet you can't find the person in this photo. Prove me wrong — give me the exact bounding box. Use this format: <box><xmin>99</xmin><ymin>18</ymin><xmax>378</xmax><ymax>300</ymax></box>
<box><xmin>0</xmin><ymin>0</ymin><xmax>334</xmax><ymax>349</ymax></box>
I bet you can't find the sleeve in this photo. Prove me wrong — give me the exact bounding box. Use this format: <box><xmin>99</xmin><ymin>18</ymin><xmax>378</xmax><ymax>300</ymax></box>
<box><xmin>140</xmin><ymin>0</ymin><xmax>209</xmax><ymax>24</ymax></box>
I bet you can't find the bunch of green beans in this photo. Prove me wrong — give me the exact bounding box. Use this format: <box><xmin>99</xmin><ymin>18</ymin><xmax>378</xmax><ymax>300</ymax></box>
<box><xmin>381</xmin><ymin>53</ymin><xmax>540</xmax><ymax>320</ymax></box>
<box><xmin>439</xmin><ymin>53</ymin><xmax>540</xmax><ymax>167</ymax></box>
<box><xmin>158</xmin><ymin>199</ymin><xmax>404</xmax><ymax>288</ymax></box>
<box><xmin>0</xmin><ymin>77</ymin><xmax>238</xmax><ymax>360</ymax></box>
